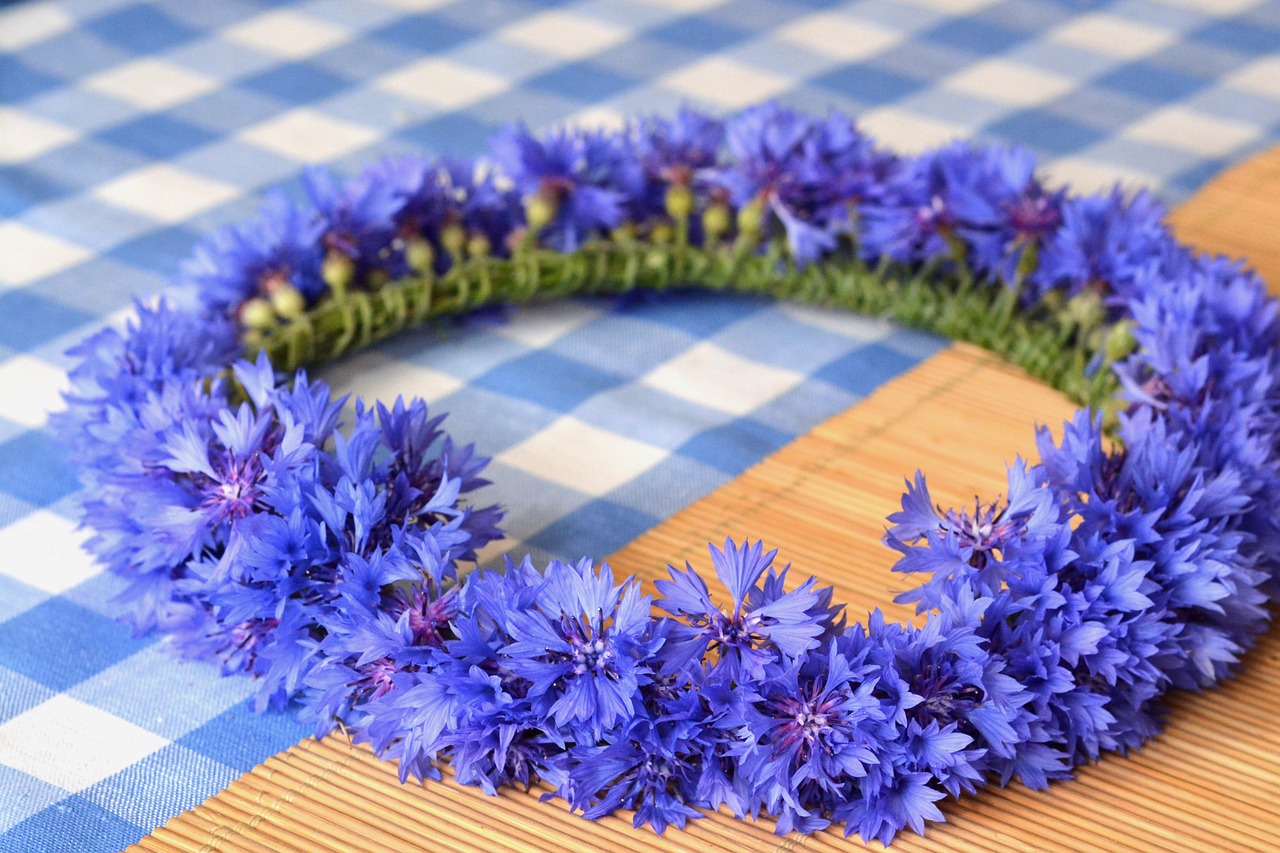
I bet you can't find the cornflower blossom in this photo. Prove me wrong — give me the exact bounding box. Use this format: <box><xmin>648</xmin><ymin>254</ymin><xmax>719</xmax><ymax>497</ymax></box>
<box><xmin>655</xmin><ymin>538</ymin><xmax>829</xmax><ymax>681</ymax></box>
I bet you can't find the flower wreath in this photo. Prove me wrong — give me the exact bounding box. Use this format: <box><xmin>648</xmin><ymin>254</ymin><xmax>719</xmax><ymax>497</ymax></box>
<box><xmin>56</xmin><ymin>103</ymin><xmax>1280</xmax><ymax>845</ymax></box>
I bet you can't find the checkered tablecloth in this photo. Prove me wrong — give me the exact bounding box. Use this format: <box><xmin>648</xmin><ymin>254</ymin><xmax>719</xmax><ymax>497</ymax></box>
<box><xmin>2</xmin><ymin>0</ymin><xmax>1278</xmax><ymax>849</ymax></box>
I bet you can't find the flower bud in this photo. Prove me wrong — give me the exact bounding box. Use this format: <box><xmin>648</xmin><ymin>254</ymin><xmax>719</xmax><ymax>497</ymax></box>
<box><xmin>239</xmin><ymin>297</ymin><xmax>277</xmax><ymax>331</ymax></box>
<box><xmin>737</xmin><ymin>199</ymin><xmax>765</xmax><ymax>235</ymax></box>
<box><xmin>441</xmin><ymin>222</ymin><xmax>467</xmax><ymax>259</ymax></box>
<box><xmin>611</xmin><ymin>222</ymin><xmax>637</xmax><ymax>243</ymax></box>
<box><xmin>524</xmin><ymin>192</ymin><xmax>558</xmax><ymax>234</ymax></box>
<box><xmin>322</xmin><ymin>251</ymin><xmax>354</xmax><ymax>295</ymax></box>
<box><xmin>467</xmin><ymin>232</ymin><xmax>492</xmax><ymax>259</ymax></box>
<box><xmin>1104</xmin><ymin>320</ymin><xmax>1138</xmax><ymax>363</ymax></box>
<box><xmin>1065</xmin><ymin>289</ymin><xmax>1105</xmax><ymax>330</ymax></box>
<box><xmin>702</xmin><ymin>203</ymin><xmax>731</xmax><ymax>243</ymax></box>
<box><xmin>664</xmin><ymin>185</ymin><xmax>694</xmax><ymax>221</ymax></box>
<box><xmin>649</xmin><ymin>223</ymin><xmax>673</xmax><ymax>245</ymax></box>
<box><xmin>269</xmin><ymin>284</ymin><xmax>306</xmax><ymax>320</ymax></box>
<box><xmin>404</xmin><ymin>236</ymin><xmax>434</xmax><ymax>273</ymax></box>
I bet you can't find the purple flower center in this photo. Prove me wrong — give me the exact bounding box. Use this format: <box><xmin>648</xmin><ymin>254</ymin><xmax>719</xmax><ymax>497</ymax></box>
<box><xmin>1007</xmin><ymin>193</ymin><xmax>1061</xmax><ymax>243</ymax></box>
<box><xmin>771</xmin><ymin>686</ymin><xmax>848</xmax><ymax>760</ymax></box>
<box><xmin>571</xmin><ymin>636</ymin><xmax>615</xmax><ymax>676</ymax></box>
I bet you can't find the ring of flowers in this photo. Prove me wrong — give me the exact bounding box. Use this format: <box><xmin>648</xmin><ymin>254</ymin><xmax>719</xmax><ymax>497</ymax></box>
<box><xmin>57</xmin><ymin>102</ymin><xmax>1280</xmax><ymax>845</ymax></box>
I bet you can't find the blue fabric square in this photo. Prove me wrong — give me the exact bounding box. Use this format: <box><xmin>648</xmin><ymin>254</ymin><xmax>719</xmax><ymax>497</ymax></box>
<box><xmin>168</xmin><ymin>86</ymin><xmax>289</xmax><ymax>135</ymax></box>
<box><xmin>0</xmin><ymin>164</ymin><xmax>75</xmax><ymax>219</ymax></box>
<box><xmin>395</xmin><ymin>113</ymin><xmax>505</xmax><ymax>159</ymax></box>
<box><xmin>574</xmin><ymin>384</ymin><xmax>729</xmax><ymax>451</ymax></box>
<box><xmin>546</xmin><ymin>313</ymin><xmax>692</xmax><ymax>381</ymax></box>
<box><xmin>0</xmin><ymin>597</ymin><xmax>146</xmax><ymax>692</ymax></box>
<box><xmin>477</xmin><ymin>461</ymin><xmax>591</xmax><ymax>540</ymax></box>
<box><xmin>5</xmin><ymin>794</ymin><xmax>143</xmax><ymax>853</ymax></box>
<box><xmin>0</xmin><ymin>765</ymin><xmax>68</xmax><ymax>835</ymax></box>
<box><xmin>87</xmin><ymin>4</ymin><xmax>199</xmax><ymax>53</ymax></box>
<box><xmin>987</xmin><ymin>109</ymin><xmax>1108</xmax><ymax>156</ymax></box>
<box><xmin>0</xmin><ymin>56</ymin><xmax>62</xmax><ymax>103</ymax></box>
<box><xmin>814</xmin><ymin>341</ymin><xmax>921</xmax><ymax>396</ymax></box>
<box><xmin>95</xmin><ymin>113</ymin><xmax>219</xmax><ymax>161</ymax></box>
<box><xmin>605</xmin><ymin>453</ymin><xmax>727</xmax><ymax>519</ymax></box>
<box><xmin>177</xmin><ymin>702</ymin><xmax>308</xmax><ymax>772</ymax></box>
<box><xmin>241</xmin><ymin>62</ymin><xmax>355</xmax><ymax>104</ymax></box>
<box><xmin>27</xmin><ymin>256</ymin><xmax>163</xmax><ymax>318</ymax></box>
<box><xmin>105</xmin><ymin>224</ymin><xmax>204</xmax><ymax>275</ymax></box>
<box><xmin>371</xmin><ymin>12</ymin><xmax>480</xmax><ymax>53</ymax></box>
<box><xmin>647</xmin><ymin>14</ymin><xmax>752</xmax><ymax>51</ymax></box>
<box><xmin>525</xmin><ymin>498</ymin><xmax>659</xmax><ymax>560</ymax></box>
<box><xmin>747</xmin><ymin>379</ymin><xmax>859</xmax><ymax>436</ymax></box>
<box><xmin>427</xmin><ymin>385</ymin><xmax>560</xmax><ymax>455</ymax></box>
<box><xmin>69</xmin><ymin>645</ymin><xmax>255</xmax><ymax>739</ymax></box>
<box><xmin>1095</xmin><ymin>62</ymin><xmax>1207</xmax><ymax>103</ymax></box>
<box><xmin>12</xmin><ymin>30</ymin><xmax>132</xmax><ymax>81</ymax></box>
<box><xmin>0</xmin><ymin>665</ymin><xmax>57</xmax><ymax>726</ymax></box>
<box><xmin>922</xmin><ymin>16</ymin><xmax>1028</xmax><ymax>54</ymax></box>
<box><xmin>811</xmin><ymin>61</ymin><xmax>928</xmax><ymax>107</ymax></box>
<box><xmin>676</xmin><ymin>417</ymin><xmax>793</xmax><ymax>475</ymax></box>
<box><xmin>0</xmin><ymin>575</ymin><xmax>47</xmax><ymax>628</ymax></box>
<box><xmin>0</xmin><ymin>432</ymin><xmax>82</xmax><ymax>508</ymax></box>
<box><xmin>616</xmin><ymin>291</ymin><xmax>771</xmax><ymax>339</ymax></box>
<box><xmin>82</xmin><ymin>744</ymin><xmax>238</xmax><ymax>831</ymax></box>
<box><xmin>528</xmin><ymin>61</ymin><xmax>640</xmax><ymax>102</ymax></box>
<box><xmin>19</xmin><ymin>139</ymin><xmax>149</xmax><ymax>206</ymax></box>
<box><xmin>0</xmin><ymin>290</ymin><xmax>93</xmax><ymax>352</ymax></box>
<box><xmin>1191</xmin><ymin>17</ymin><xmax>1280</xmax><ymax>57</ymax></box>
<box><xmin>474</xmin><ymin>348</ymin><xmax>626</xmax><ymax>412</ymax></box>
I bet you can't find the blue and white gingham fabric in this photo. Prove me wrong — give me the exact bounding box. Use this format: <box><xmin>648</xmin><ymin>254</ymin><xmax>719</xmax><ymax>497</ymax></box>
<box><xmin>2</xmin><ymin>0</ymin><xmax>1279</xmax><ymax>849</ymax></box>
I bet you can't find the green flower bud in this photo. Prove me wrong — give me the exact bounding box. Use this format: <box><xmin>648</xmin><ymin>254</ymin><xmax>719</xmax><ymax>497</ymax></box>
<box><xmin>322</xmin><ymin>251</ymin><xmax>354</xmax><ymax>295</ymax></box>
<box><xmin>611</xmin><ymin>222</ymin><xmax>637</xmax><ymax>243</ymax></box>
<box><xmin>702</xmin><ymin>203</ymin><xmax>731</xmax><ymax>243</ymax></box>
<box><xmin>239</xmin><ymin>297</ymin><xmax>277</xmax><ymax>331</ymax></box>
<box><xmin>467</xmin><ymin>232</ymin><xmax>492</xmax><ymax>259</ymax></box>
<box><xmin>404</xmin><ymin>236</ymin><xmax>434</xmax><ymax>274</ymax></box>
<box><xmin>1104</xmin><ymin>320</ymin><xmax>1138</xmax><ymax>363</ymax></box>
<box><xmin>242</xmin><ymin>328</ymin><xmax>265</xmax><ymax>351</ymax></box>
<box><xmin>737</xmin><ymin>199</ymin><xmax>765</xmax><ymax>235</ymax></box>
<box><xmin>524</xmin><ymin>192</ymin><xmax>558</xmax><ymax>234</ymax></box>
<box><xmin>649</xmin><ymin>223</ymin><xmax>673</xmax><ymax>245</ymax></box>
<box><xmin>1065</xmin><ymin>289</ymin><xmax>1105</xmax><ymax>330</ymax></box>
<box><xmin>441</xmin><ymin>222</ymin><xmax>466</xmax><ymax>259</ymax></box>
<box><xmin>664</xmin><ymin>185</ymin><xmax>694</xmax><ymax>221</ymax></box>
<box><xmin>269</xmin><ymin>285</ymin><xmax>306</xmax><ymax>320</ymax></box>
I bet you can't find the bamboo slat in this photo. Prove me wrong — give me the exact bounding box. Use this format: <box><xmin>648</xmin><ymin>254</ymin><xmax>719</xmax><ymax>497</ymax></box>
<box><xmin>133</xmin><ymin>146</ymin><xmax>1280</xmax><ymax>852</ymax></box>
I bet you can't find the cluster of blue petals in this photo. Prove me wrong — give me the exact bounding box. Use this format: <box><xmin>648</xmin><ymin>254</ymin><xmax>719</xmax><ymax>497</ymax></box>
<box><xmin>56</xmin><ymin>102</ymin><xmax>1280</xmax><ymax>845</ymax></box>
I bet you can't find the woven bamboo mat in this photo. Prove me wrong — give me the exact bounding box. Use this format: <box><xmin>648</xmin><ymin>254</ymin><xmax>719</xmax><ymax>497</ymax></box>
<box><xmin>134</xmin><ymin>146</ymin><xmax>1280</xmax><ymax>853</ymax></box>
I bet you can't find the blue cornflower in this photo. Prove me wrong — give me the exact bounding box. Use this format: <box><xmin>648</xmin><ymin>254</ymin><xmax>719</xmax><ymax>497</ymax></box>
<box><xmin>490</xmin><ymin>122</ymin><xmax>640</xmax><ymax>250</ymax></box>
<box><xmin>500</xmin><ymin>557</ymin><xmax>653</xmax><ymax>739</ymax></box>
<box><xmin>710</xmin><ymin>102</ymin><xmax>890</xmax><ymax>263</ymax></box>
<box><xmin>655</xmin><ymin>538</ymin><xmax>826</xmax><ymax>681</ymax></box>
<box><xmin>176</xmin><ymin>190</ymin><xmax>325</xmax><ymax>313</ymax></box>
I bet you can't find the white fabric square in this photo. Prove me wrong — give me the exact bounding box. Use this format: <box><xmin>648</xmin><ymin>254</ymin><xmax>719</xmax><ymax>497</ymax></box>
<box><xmin>0</xmin><ymin>3</ymin><xmax>74</xmax><ymax>51</ymax></box>
<box><xmin>499</xmin><ymin>416</ymin><xmax>666</xmax><ymax>496</ymax></box>
<box><xmin>0</xmin><ymin>223</ymin><xmax>92</xmax><ymax>288</ymax></box>
<box><xmin>566</xmin><ymin>105</ymin><xmax>627</xmax><ymax>132</ymax></box>
<box><xmin>0</xmin><ymin>510</ymin><xmax>100</xmax><ymax>596</ymax></box>
<box><xmin>661</xmin><ymin>58</ymin><xmax>791</xmax><ymax>109</ymax></box>
<box><xmin>944</xmin><ymin>59</ymin><xmax>1076</xmax><ymax>108</ymax></box>
<box><xmin>375</xmin><ymin>58</ymin><xmax>509</xmax><ymax>109</ymax></box>
<box><xmin>323</xmin><ymin>350</ymin><xmax>464</xmax><ymax>408</ymax></box>
<box><xmin>236</xmin><ymin>108</ymin><xmax>380</xmax><ymax>163</ymax></box>
<box><xmin>0</xmin><ymin>354</ymin><xmax>68</xmax><ymax>428</ymax></box>
<box><xmin>0</xmin><ymin>108</ymin><xmax>76</xmax><ymax>164</ymax></box>
<box><xmin>81</xmin><ymin>58</ymin><xmax>219</xmax><ymax>111</ymax></box>
<box><xmin>777</xmin><ymin>14</ymin><xmax>905</xmax><ymax>62</ymax></box>
<box><xmin>498</xmin><ymin>11</ymin><xmax>628</xmax><ymax>60</ymax></box>
<box><xmin>1225</xmin><ymin>57</ymin><xmax>1280</xmax><ymax>100</ymax></box>
<box><xmin>779</xmin><ymin>303</ymin><xmax>894</xmax><ymax>342</ymax></box>
<box><xmin>899</xmin><ymin>0</ymin><xmax>998</xmax><ymax>12</ymax></box>
<box><xmin>1042</xmin><ymin>154</ymin><xmax>1160</xmax><ymax>196</ymax></box>
<box><xmin>1123</xmin><ymin>106</ymin><xmax>1261</xmax><ymax>158</ymax></box>
<box><xmin>643</xmin><ymin>341</ymin><xmax>803</xmax><ymax>416</ymax></box>
<box><xmin>94</xmin><ymin>164</ymin><xmax>240</xmax><ymax>224</ymax></box>
<box><xmin>492</xmin><ymin>301</ymin><xmax>604</xmax><ymax>349</ymax></box>
<box><xmin>0</xmin><ymin>696</ymin><xmax>168</xmax><ymax>793</ymax></box>
<box><xmin>1049</xmin><ymin>13</ymin><xmax>1178</xmax><ymax>61</ymax></box>
<box><xmin>856</xmin><ymin>106</ymin><xmax>968</xmax><ymax>153</ymax></box>
<box><xmin>221</xmin><ymin>9</ymin><xmax>350</xmax><ymax>59</ymax></box>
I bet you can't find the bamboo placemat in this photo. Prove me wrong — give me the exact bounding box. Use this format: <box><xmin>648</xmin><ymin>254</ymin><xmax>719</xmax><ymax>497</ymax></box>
<box><xmin>133</xmin><ymin>146</ymin><xmax>1280</xmax><ymax>853</ymax></box>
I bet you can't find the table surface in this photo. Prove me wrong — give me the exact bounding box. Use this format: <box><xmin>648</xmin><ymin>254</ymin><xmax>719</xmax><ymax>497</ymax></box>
<box><xmin>2</xmin><ymin>0</ymin><xmax>1280</xmax><ymax>849</ymax></box>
